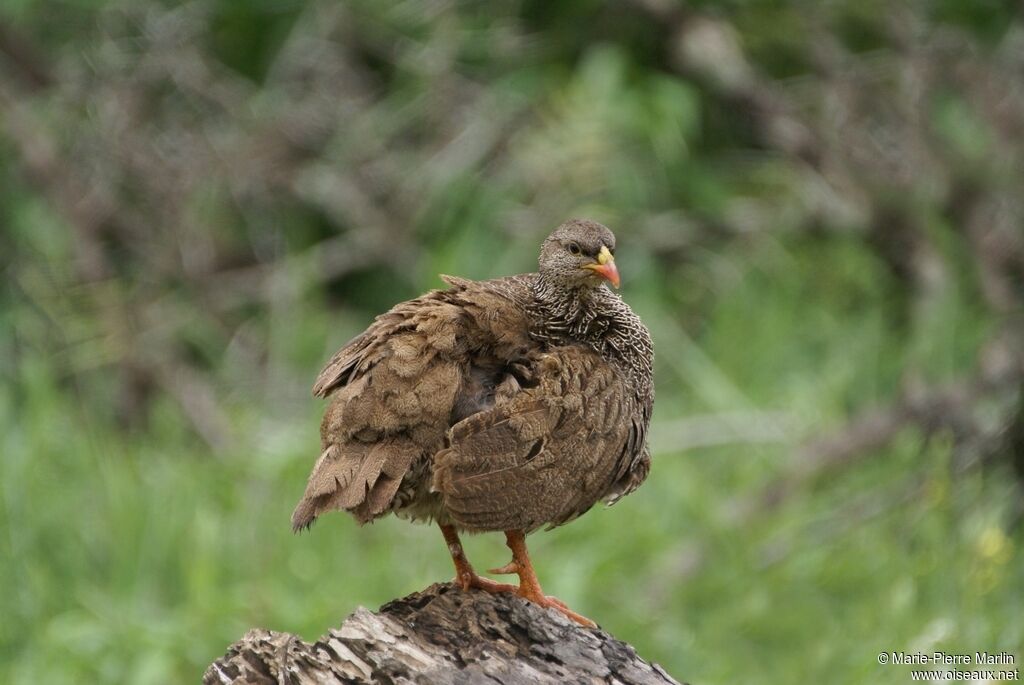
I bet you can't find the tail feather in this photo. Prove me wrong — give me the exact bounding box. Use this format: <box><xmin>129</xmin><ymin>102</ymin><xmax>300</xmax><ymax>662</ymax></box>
<box><xmin>291</xmin><ymin>438</ymin><xmax>421</xmax><ymax>531</ymax></box>
<box><xmin>290</xmin><ymin>445</ymin><xmax>358</xmax><ymax>531</ymax></box>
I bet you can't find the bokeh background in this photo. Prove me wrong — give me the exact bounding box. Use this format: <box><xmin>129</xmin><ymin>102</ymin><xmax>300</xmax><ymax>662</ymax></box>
<box><xmin>2</xmin><ymin>1</ymin><xmax>1023</xmax><ymax>683</ymax></box>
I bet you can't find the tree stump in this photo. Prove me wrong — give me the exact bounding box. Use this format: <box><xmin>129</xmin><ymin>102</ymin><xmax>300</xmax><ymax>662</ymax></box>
<box><xmin>204</xmin><ymin>583</ymin><xmax>682</xmax><ymax>684</ymax></box>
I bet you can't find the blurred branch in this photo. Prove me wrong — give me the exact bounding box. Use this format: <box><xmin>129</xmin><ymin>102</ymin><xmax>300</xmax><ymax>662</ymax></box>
<box><xmin>152</xmin><ymin>362</ymin><xmax>232</xmax><ymax>451</ymax></box>
<box><xmin>0</xmin><ymin>85</ymin><xmax>111</xmax><ymax>281</ymax></box>
<box><xmin>0</xmin><ymin>20</ymin><xmax>52</xmax><ymax>90</ymax></box>
<box><xmin>651</xmin><ymin>410</ymin><xmax>794</xmax><ymax>454</ymax></box>
<box><xmin>741</xmin><ymin>332</ymin><xmax>1024</xmax><ymax>521</ymax></box>
<box><xmin>626</xmin><ymin>1</ymin><xmax>822</xmax><ymax>165</ymax></box>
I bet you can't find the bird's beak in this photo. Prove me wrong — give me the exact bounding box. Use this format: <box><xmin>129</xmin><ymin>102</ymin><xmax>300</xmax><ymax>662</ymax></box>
<box><xmin>583</xmin><ymin>246</ymin><xmax>620</xmax><ymax>288</ymax></box>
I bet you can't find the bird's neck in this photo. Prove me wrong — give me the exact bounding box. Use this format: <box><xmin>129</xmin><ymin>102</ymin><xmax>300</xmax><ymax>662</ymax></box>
<box><xmin>529</xmin><ymin>272</ymin><xmax>654</xmax><ymax>401</ymax></box>
<box><xmin>529</xmin><ymin>273</ymin><xmax>614</xmax><ymax>348</ymax></box>
<box><xmin>532</xmin><ymin>273</ymin><xmax>598</xmax><ymax>323</ymax></box>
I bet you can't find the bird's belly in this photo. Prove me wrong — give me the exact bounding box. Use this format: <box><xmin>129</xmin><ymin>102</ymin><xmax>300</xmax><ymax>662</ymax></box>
<box><xmin>390</xmin><ymin>457</ymin><xmax>451</xmax><ymax>525</ymax></box>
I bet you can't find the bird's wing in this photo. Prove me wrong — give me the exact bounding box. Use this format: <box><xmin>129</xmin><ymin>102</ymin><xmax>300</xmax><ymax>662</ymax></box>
<box><xmin>294</xmin><ymin>279</ymin><xmax>534</xmax><ymax>530</ymax></box>
<box><xmin>311</xmin><ymin>275</ymin><xmax>530</xmax><ymax>398</ymax></box>
<box><xmin>432</xmin><ymin>345</ymin><xmax>643</xmax><ymax>533</ymax></box>
<box><xmin>310</xmin><ymin>297</ymin><xmax>445</xmax><ymax>400</ymax></box>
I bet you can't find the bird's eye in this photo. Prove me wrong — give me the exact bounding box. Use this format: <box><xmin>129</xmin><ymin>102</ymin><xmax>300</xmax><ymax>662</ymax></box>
<box><xmin>567</xmin><ymin>242</ymin><xmax>581</xmax><ymax>255</ymax></box>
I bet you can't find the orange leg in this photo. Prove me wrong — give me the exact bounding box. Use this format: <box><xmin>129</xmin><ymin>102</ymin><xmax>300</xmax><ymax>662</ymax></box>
<box><xmin>489</xmin><ymin>530</ymin><xmax>597</xmax><ymax>628</ymax></box>
<box><xmin>439</xmin><ymin>524</ymin><xmax>517</xmax><ymax>594</ymax></box>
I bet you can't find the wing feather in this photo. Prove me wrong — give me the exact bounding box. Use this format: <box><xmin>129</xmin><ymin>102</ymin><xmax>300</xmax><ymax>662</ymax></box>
<box><xmin>294</xmin><ymin>278</ymin><xmax>536</xmax><ymax>529</ymax></box>
<box><xmin>432</xmin><ymin>346</ymin><xmax>641</xmax><ymax>532</ymax></box>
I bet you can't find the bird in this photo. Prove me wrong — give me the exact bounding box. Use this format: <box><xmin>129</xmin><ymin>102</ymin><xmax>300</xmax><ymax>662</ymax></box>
<box><xmin>292</xmin><ymin>218</ymin><xmax>654</xmax><ymax>626</ymax></box>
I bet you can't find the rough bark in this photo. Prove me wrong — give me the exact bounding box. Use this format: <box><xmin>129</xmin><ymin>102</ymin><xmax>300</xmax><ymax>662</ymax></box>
<box><xmin>203</xmin><ymin>583</ymin><xmax>682</xmax><ymax>685</ymax></box>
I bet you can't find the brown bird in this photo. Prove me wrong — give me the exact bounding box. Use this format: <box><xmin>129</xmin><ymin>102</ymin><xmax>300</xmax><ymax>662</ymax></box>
<box><xmin>292</xmin><ymin>219</ymin><xmax>654</xmax><ymax>626</ymax></box>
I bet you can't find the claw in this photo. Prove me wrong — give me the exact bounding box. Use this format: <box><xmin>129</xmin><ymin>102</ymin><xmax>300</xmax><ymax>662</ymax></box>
<box><xmin>541</xmin><ymin>594</ymin><xmax>570</xmax><ymax>610</ymax></box>
<box><xmin>488</xmin><ymin>562</ymin><xmax>520</xmax><ymax>575</ymax></box>
<box><xmin>523</xmin><ymin>593</ymin><xmax>597</xmax><ymax>628</ymax></box>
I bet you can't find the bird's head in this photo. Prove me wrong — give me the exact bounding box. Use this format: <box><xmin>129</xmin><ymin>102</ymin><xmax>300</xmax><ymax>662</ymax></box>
<box><xmin>538</xmin><ymin>219</ymin><xmax>620</xmax><ymax>290</ymax></box>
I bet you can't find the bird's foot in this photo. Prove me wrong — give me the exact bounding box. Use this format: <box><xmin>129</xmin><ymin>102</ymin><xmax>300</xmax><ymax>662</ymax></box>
<box><xmin>453</xmin><ymin>569</ymin><xmax>517</xmax><ymax>594</ymax></box>
<box><xmin>442</xmin><ymin>526</ymin><xmax>597</xmax><ymax>627</ymax></box>
<box><xmin>485</xmin><ymin>561</ymin><xmax>593</xmax><ymax>626</ymax></box>
<box><xmin>442</xmin><ymin>524</ymin><xmax>518</xmax><ymax>594</ymax></box>
<box><xmin>515</xmin><ymin>587</ymin><xmax>597</xmax><ymax>628</ymax></box>
<box><xmin>489</xmin><ymin>533</ymin><xmax>598</xmax><ymax>628</ymax></box>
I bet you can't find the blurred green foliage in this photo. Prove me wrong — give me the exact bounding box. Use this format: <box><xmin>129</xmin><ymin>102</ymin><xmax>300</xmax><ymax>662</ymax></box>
<box><xmin>1</xmin><ymin>1</ymin><xmax>1022</xmax><ymax>683</ymax></box>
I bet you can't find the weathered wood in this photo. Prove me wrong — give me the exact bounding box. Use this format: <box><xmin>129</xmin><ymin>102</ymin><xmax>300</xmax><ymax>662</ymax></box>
<box><xmin>204</xmin><ymin>583</ymin><xmax>682</xmax><ymax>685</ymax></box>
